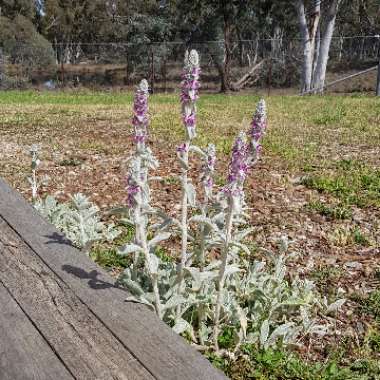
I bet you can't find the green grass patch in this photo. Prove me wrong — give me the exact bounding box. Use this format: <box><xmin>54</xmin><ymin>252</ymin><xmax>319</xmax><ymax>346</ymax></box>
<box><xmin>208</xmin><ymin>345</ymin><xmax>380</xmax><ymax>380</ymax></box>
<box><xmin>308</xmin><ymin>200</ymin><xmax>352</xmax><ymax>220</ymax></box>
<box><xmin>302</xmin><ymin>164</ymin><xmax>380</xmax><ymax>208</ymax></box>
<box><xmin>91</xmin><ymin>247</ymin><xmax>131</xmax><ymax>269</ymax></box>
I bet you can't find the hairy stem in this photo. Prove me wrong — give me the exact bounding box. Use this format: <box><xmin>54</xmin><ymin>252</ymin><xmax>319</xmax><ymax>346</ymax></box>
<box><xmin>213</xmin><ymin>199</ymin><xmax>234</xmax><ymax>350</ymax></box>
<box><xmin>176</xmin><ymin>143</ymin><xmax>189</xmax><ymax>317</ymax></box>
<box><xmin>136</xmin><ymin>207</ymin><xmax>162</xmax><ymax>319</ymax></box>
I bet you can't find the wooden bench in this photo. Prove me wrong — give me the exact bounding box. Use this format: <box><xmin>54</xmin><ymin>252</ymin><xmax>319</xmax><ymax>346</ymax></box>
<box><xmin>0</xmin><ymin>178</ymin><xmax>227</xmax><ymax>380</ymax></box>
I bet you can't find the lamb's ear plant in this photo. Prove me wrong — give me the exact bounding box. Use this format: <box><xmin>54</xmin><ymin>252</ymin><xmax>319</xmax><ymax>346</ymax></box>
<box><xmin>117</xmin><ymin>79</ymin><xmax>171</xmax><ymax>319</ymax></box>
<box><xmin>195</xmin><ymin>143</ymin><xmax>216</xmax><ymax>270</ymax></box>
<box><xmin>213</xmin><ymin>100</ymin><xmax>267</xmax><ymax>350</ymax></box>
<box><xmin>108</xmin><ymin>61</ymin><xmax>346</xmax><ymax>359</ymax></box>
<box><xmin>176</xmin><ymin>49</ymin><xmax>201</xmax><ymax>311</ymax></box>
<box><xmin>35</xmin><ymin>193</ymin><xmax>120</xmax><ymax>253</ymax></box>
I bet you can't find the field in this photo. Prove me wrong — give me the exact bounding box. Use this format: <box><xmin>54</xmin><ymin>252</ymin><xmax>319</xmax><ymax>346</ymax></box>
<box><xmin>1</xmin><ymin>90</ymin><xmax>380</xmax><ymax>378</ymax></box>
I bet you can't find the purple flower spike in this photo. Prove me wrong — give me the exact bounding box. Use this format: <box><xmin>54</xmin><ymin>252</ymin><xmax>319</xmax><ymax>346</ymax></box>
<box><xmin>249</xmin><ymin>99</ymin><xmax>267</xmax><ymax>158</ymax></box>
<box><xmin>132</xmin><ymin>79</ymin><xmax>149</xmax><ymax>146</ymax></box>
<box><xmin>125</xmin><ymin>175</ymin><xmax>140</xmax><ymax>207</ymax></box>
<box><xmin>223</xmin><ymin>132</ymin><xmax>249</xmax><ymax>195</ymax></box>
<box><xmin>181</xmin><ymin>50</ymin><xmax>200</xmax><ymax>140</ymax></box>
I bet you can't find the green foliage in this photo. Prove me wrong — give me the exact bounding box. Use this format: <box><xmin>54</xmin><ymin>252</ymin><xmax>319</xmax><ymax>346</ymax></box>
<box><xmin>313</xmin><ymin>105</ymin><xmax>347</xmax><ymax>126</ymax></box>
<box><xmin>209</xmin><ymin>345</ymin><xmax>380</xmax><ymax>380</ymax></box>
<box><xmin>59</xmin><ymin>157</ymin><xmax>84</xmax><ymax>167</ymax></box>
<box><xmin>352</xmin><ymin>228</ymin><xmax>370</xmax><ymax>246</ymax></box>
<box><xmin>310</xmin><ymin>265</ymin><xmax>344</xmax><ymax>295</ymax></box>
<box><xmin>35</xmin><ymin>193</ymin><xmax>120</xmax><ymax>253</ymax></box>
<box><xmin>0</xmin><ymin>14</ymin><xmax>55</xmax><ymax>85</ymax></box>
<box><xmin>359</xmin><ymin>290</ymin><xmax>380</xmax><ymax>323</ymax></box>
<box><xmin>302</xmin><ymin>165</ymin><xmax>380</xmax><ymax>208</ymax></box>
<box><xmin>91</xmin><ymin>247</ymin><xmax>131</xmax><ymax>269</ymax></box>
<box><xmin>365</xmin><ymin>328</ymin><xmax>380</xmax><ymax>352</ymax></box>
<box><xmin>308</xmin><ymin>200</ymin><xmax>352</xmax><ymax>220</ymax></box>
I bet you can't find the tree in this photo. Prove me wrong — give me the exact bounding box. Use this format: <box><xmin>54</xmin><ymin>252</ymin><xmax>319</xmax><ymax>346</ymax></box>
<box><xmin>297</xmin><ymin>0</ymin><xmax>344</xmax><ymax>94</ymax></box>
<box><xmin>0</xmin><ymin>1</ymin><xmax>55</xmax><ymax>84</ymax></box>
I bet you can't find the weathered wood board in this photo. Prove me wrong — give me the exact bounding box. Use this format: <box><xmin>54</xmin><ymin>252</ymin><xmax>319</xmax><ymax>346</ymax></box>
<box><xmin>0</xmin><ymin>282</ymin><xmax>74</xmax><ymax>380</ymax></box>
<box><xmin>0</xmin><ymin>178</ymin><xmax>228</xmax><ymax>380</ymax></box>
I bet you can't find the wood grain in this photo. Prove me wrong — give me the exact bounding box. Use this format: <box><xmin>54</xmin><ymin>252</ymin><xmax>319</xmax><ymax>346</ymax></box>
<box><xmin>0</xmin><ymin>218</ymin><xmax>154</xmax><ymax>380</ymax></box>
<box><xmin>0</xmin><ymin>282</ymin><xmax>74</xmax><ymax>380</ymax></box>
<box><xmin>0</xmin><ymin>178</ymin><xmax>228</xmax><ymax>380</ymax></box>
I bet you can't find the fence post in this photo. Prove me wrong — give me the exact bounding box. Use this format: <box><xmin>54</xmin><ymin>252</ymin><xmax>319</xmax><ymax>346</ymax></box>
<box><xmin>150</xmin><ymin>47</ymin><xmax>155</xmax><ymax>94</ymax></box>
<box><xmin>376</xmin><ymin>57</ymin><xmax>380</xmax><ymax>96</ymax></box>
<box><xmin>0</xmin><ymin>48</ymin><xmax>3</xmax><ymax>88</ymax></box>
<box><xmin>267</xmin><ymin>57</ymin><xmax>272</xmax><ymax>96</ymax></box>
<box><xmin>59</xmin><ymin>44</ymin><xmax>65</xmax><ymax>87</ymax></box>
<box><xmin>163</xmin><ymin>42</ymin><xmax>167</xmax><ymax>93</ymax></box>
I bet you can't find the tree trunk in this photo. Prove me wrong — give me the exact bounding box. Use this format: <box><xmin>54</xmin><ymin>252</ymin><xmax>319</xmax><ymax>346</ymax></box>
<box><xmin>312</xmin><ymin>0</ymin><xmax>342</xmax><ymax>93</ymax></box>
<box><xmin>297</xmin><ymin>0</ymin><xmax>320</xmax><ymax>94</ymax></box>
<box><xmin>312</xmin><ymin>24</ymin><xmax>320</xmax><ymax>83</ymax></box>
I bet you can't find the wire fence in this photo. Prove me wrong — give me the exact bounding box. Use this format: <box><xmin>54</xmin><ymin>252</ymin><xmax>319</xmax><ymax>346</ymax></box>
<box><xmin>0</xmin><ymin>36</ymin><xmax>379</xmax><ymax>93</ymax></box>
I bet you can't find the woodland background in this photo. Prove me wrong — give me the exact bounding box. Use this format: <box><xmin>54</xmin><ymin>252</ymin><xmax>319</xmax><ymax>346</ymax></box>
<box><xmin>0</xmin><ymin>0</ymin><xmax>379</xmax><ymax>92</ymax></box>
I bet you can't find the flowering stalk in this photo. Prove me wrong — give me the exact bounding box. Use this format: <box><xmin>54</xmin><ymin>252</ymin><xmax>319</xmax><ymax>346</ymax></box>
<box><xmin>177</xmin><ymin>50</ymin><xmax>201</xmax><ymax>300</ymax></box>
<box><xmin>197</xmin><ymin>143</ymin><xmax>216</xmax><ymax>269</ymax></box>
<box><xmin>132</xmin><ymin>79</ymin><xmax>149</xmax><ymax>151</ymax></box>
<box><xmin>248</xmin><ymin>99</ymin><xmax>267</xmax><ymax>165</ymax></box>
<box><xmin>201</xmin><ymin>143</ymin><xmax>216</xmax><ymax>205</ymax></box>
<box><xmin>123</xmin><ymin>79</ymin><xmax>162</xmax><ymax>318</ymax></box>
<box><xmin>29</xmin><ymin>144</ymin><xmax>41</xmax><ymax>202</ymax></box>
<box><xmin>125</xmin><ymin>163</ymin><xmax>162</xmax><ymax>318</ymax></box>
<box><xmin>213</xmin><ymin>132</ymin><xmax>249</xmax><ymax>349</ymax></box>
<box><xmin>213</xmin><ymin>99</ymin><xmax>267</xmax><ymax>350</ymax></box>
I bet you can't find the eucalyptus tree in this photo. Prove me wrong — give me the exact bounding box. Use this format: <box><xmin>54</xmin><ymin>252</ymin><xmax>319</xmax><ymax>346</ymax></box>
<box><xmin>297</xmin><ymin>0</ymin><xmax>344</xmax><ymax>94</ymax></box>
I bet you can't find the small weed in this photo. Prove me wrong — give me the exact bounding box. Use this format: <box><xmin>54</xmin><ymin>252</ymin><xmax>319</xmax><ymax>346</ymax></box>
<box><xmin>59</xmin><ymin>157</ymin><xmax>84</xmax><ymax>167</ymax></box>
<box><xmin>217</xmin><ymin>327</ymin><xmax>236</xmax><ymax>350</ymax></box>
<box><xmin>328</xmin><ymin>226</ymin><xmax>370</xmax><ymax>247</ymax></box>
<box><xmin>308</xmin><ymin>200</ymin><xmax>352</xmax><ymax>220</ymax></box>
<box><xmin>161</xmin><ymin>176</ymin><xmax>180</xmax><ymax>186</ymax></box>
<box><xmin>214</xmin><ymin>174</ymin><xmax>226</xmax><ymax>187</ymax></box>
<box><xmin>352</xmin><ymin>228</ymin><xmax>370</xmax><ymax>246</ymax></box>
<box><xmin>363</xmin><ymin>290</ymin><xmax>380</xmax><ymax>322</ymax></box>
<box><xmin>353</xmin><ymin>290</ymin><xmax>380</xmax><ymax>323</ymax></box>
<box><xmin>365</xmin><ymin>328</ymin><xmax>380</xmax><ymax>352</ymax></box>
<box><xmin>114</xmin><ymin>224</ymin><xmax>135</xmax><ymax>245</ymax></box>
<box><xmin>79</xmin><ymin>140</ymin><xmax>109</xmax><ymax>153</ymax></box>
<box><xmin>155</xmin><ymin>246</ymin><xmax>174</xmax><ymax>263</ymax></box>
<box><xmin>313</xmin><ymin>105</ymin><xmax>346</xmax><ymax>126</ymax></box>
<box><xmin>310</xmin><ymin>265</ymin><xmax>343</xmax><ymax>294</ymax></box>
<box><xmin>91</xmin><ymin>247</ymin><xmax>131</xmax><ymax>269</ymax></box>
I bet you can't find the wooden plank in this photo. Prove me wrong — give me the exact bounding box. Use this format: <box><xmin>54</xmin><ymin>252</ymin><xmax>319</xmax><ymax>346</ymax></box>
<box><xmin>0</xmin><ymin>282</ymin><xmax>74</xmax><ymax>380</ymax></box>
<box><xmin>0</xmin><ymin>217</ymin><xmax>154</xmax><ymax>380</ymax></box>
<box><xmin>0</xmin><ymin>179</ymin><xmax>228</xmax><ymax>380</ymax></box>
